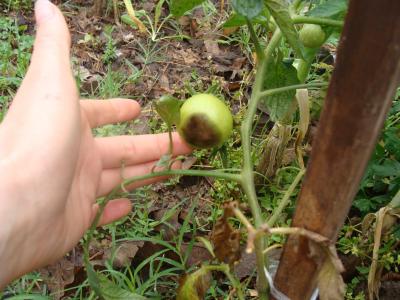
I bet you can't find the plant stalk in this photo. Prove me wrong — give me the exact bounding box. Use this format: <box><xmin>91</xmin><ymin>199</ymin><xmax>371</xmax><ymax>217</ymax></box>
<box><xmin>258</xmin><ymin>82</ymin><xmax>328</xmax><ymax>99</ymax></box>
<box><xmin>241</xmin><ymin>57</ymin><xmax>269</xmax><ymax>299</ymax></box>
<box><xmin>268</xmin><ymin>168</ymin><xmax>306</xmax><ymax>227</ymax></box>
<box><xmin>293</xmin><ymin>15</ymin><xmax>344</xmax><ymax>27</ymax></box>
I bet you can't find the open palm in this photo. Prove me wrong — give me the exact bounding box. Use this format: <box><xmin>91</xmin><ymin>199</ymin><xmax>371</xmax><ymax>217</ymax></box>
<box><xmin>0</xmin><ymin>0</ymin><xmax>190</xmax><ymax>286</ymax></box>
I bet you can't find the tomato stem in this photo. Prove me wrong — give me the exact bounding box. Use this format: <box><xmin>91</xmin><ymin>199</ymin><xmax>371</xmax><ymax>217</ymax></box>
<box><xmin>293</xmin><ymin>15</ymin><xmax>344</xmax><ymax>27</ymax></box>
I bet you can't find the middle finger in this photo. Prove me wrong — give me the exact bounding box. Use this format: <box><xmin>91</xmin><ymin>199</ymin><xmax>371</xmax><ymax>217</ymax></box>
<box><xmin>96</xmin><ymin>132</ymin><xmax>192</xmax><ymax>169</ymax></box>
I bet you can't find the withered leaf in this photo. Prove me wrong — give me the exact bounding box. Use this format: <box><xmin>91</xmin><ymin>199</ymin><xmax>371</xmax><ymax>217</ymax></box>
<box><xmin>104</xmin><ymin>241</ymin><xmax>144</xmax><ymax>269</ymax></box>
<box><xmin>39</xmin><ymin>255</ymin><xmax>76</xmax><ymax>300</ymax></box>
<box><xmin>210</xmin><ymin>203</ymin><xmax>241</xmax><ymax>266</ymax></box>
<box><xmin>177</xmin><ymin>267</ymin><xmax>212</xmax><ymax>300</ymax></box>
<box><xmin>317</xmin><ymin>251</ymin><xmax>346</xmax><ymax>300</ymax></box>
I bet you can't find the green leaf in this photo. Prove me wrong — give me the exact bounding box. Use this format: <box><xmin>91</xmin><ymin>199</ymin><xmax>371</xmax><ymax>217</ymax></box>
<box><xmin>231</xmin><ymin>0</ymin><xmax>264</xmax><ymax>19</ymax></box>
<box><xmin>372</xmin><ymin>160</ymin><xmax>400</xmax><ymax>178</ymax></box>
<box><xmin>265</xmin><ymin>0</ymin><xmax>304</xmax><ymax>59</ymax></box>
<box><xmin>155</xmin><ymin>153</ymin><xmax>173</xmax><ymax>169</ymax></box>
<box><xmin>98</xmin><ymin>274</ymin><xmax>147</xmax><ymax>300</ymax></box>
<box><xmin>170</xmin><ymin>0</ymin><xmax>206</xmax><ymax>17</ymax></box>
<box><xmin>307</xmin><ymin>0</ymin><xmax>348</xmax><ymax>20</ymax></box>
<box><xmin>224</xmin><ymin>12</ymin><xmax>268</xmax><ymax>28</ymax></box>
<box><xmin>87</xmin><ymin>262</ymin><xmax>102</xmax><ymax>297</ymax></box>
<box><xmin>154</xmin><ymin>95</ymin><xmax>183</xmax><ymax>127</ymax></box>
<box><xmin>260</xmin><ymin>58</ymin><xmax>300</xmax><ymax>122</ymax></box>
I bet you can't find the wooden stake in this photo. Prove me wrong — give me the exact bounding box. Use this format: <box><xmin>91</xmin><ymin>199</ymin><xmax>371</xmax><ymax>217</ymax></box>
<box><xmin>274</xmin><ymin>0</ymin><xmax>400</xmax><ymax>298</ymax></box>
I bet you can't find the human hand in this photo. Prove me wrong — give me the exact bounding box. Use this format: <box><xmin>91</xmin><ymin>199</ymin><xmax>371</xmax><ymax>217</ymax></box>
<box><xmin>0</xmin><ymin>0</ymin><xmax>191</xmax><ymax>286</ymax></box>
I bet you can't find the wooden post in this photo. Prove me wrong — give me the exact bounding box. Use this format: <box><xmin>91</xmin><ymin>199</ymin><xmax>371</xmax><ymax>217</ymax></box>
<box><xmin>274</xmin><ymin>0</ymin><xmax>400</xmax><ymax>299</ymax></box>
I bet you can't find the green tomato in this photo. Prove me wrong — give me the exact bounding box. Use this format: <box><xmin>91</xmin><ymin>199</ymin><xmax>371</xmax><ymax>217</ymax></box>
<box><xmin>299</xmin><ymin>24</ymin><xmax>326</xmax><ymax>49</ymax></box>
<box><xmin>178</xmin><ymin>94</ymin><xmax>233</xmax><ymax>149</ymax></box>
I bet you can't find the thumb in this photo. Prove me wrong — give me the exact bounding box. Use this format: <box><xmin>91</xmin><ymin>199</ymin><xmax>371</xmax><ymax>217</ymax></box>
<box><xmin>29</xmin><ymin>0</ymin><xmax>71</xmax><ymax>75</ymax></box>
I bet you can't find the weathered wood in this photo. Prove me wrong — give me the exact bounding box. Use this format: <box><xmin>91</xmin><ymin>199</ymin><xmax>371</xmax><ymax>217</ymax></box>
<box><xmin>274</xmin><ymin>0</ymin><xmax>400</xmax><ymax>299</ymax></box>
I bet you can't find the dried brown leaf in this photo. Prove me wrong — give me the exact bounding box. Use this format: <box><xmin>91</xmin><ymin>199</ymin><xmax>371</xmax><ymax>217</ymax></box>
<box><xmin>204</xmin><ymin>40</ymin><xmax>221</xmax><ymax>57</ymax></box>
<box><xmin>210</xmin><ymin>204</ymin><xmax>241</xmax><ymax>266</ymax></box>
<box><xmin>317</xmin><ymin>254</ymin><xmax>346</xmax><ymax>300</ymax></box>
<box><xmin>104</xmin><ymin>241</ymin><xmax>144</xmax><ymax>269</ymax></box>
<box><xmin>314</xmin><ymin>243</ymin><xmax>345</xmax><ymax>300</ymax></box>
<box><xmin>39</xmin><ymin>256</ymin><xmax>76</xmax><ymax>300</ymax></box>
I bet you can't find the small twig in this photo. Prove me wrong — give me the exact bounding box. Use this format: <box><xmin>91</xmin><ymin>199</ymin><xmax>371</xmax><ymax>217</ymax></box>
<box><xmin>268</xmin><ymin>168</ymin><xmax>306</xmax><ymax>227</ymax></box>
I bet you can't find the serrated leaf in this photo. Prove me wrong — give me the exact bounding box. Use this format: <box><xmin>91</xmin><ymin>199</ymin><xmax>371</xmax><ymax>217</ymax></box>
<box><xmin>154</xmin><ymin>95</ymin><xmax>183</xmax><ymax>127</ymax></box>
<box><xmin>98</xmin><ymin>274</ymin><xmax>147</xmax><ymax>300</ymax></box>
<box><xmin>260</xmin><ymin>58</ymin><xmax>300</xmax><ymax>122</ymax></box>
<box><xmin>265</xmin><ymin>0</ymin><xmax>304</xmax><ymax>59</ymax></box>
<box><xmin>307</xmin><ymin>0</ymin><xmax>348</xmax><ymax>20</ymax></box>
<box><xmin>224</xmin><ymin>12</ymin><xmax>268</xmax><ymax>28</ymax></box>
<box><xmin>170</xmin><ymin>0</ymin><xmax>206</xmax><ymax>17</ymax></box>
<box><xmin>231</xmin><ymin>0</ymin><xmax>264</xmax><ymax>20</ymax></box>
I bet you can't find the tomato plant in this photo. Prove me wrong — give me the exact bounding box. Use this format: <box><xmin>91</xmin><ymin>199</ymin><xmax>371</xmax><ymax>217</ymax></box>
<box><xmin>82</xmin><ymin>1</ymin><xmax>361</xmax><ymax>300</ymax></box>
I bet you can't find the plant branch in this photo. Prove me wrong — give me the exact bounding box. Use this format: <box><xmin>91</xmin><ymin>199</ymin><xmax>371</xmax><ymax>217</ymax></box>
<box><xmin>268</xmin><ymin>168</ymin><xmax>306</xmax><ymax>227</ymax></box>
<box><xmin>247</xmin><ymin>18</ymin><xmax>265</xmax><ymax>61</ymax></box>
<box><xmin>258</xmin><ymin>82</ymin><xmax>328</xmax><ymax>99</ymax></box>
<box><xmin>293</xmin><ymin>15</ymin><xmax>344</xmax><ymax>27</ymax></box>
<box><xmin>240</xmin><ymin>56</ymin><xmax>270</xmax><ymax>299</ymax></box>
<box><xmin>204</xmin><ymin>264</ymin><xmax>245</xmax><ymax>300</ymax></box>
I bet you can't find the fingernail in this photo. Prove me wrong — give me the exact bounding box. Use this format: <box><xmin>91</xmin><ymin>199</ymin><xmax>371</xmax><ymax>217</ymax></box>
<box><xmin>35</xmin><ymin>0</ymin><xmax>55</xmax><ymax>23</ymax></box>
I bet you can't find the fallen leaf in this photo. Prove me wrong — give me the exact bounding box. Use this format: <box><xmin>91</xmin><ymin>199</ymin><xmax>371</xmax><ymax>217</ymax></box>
<box><xmin>39</xmin><ymin>256</ymin><xmax>76</xmax><ymax>300</ymax></box>
<box><xmin>104</xmin><ymin>241</ymin><xmax>144</xmax><ymax>269</ymax></box>
<box><xmin>204</xmin><ymin>40</ymin><xmax>221</xmax><ymax>57</ymax></box>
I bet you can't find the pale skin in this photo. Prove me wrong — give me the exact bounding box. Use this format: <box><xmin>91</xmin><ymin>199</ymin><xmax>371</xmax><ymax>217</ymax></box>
<box><xmin>0</xmin><ymin>0</ymin><xmax>191</xmax><ymax>287</ymax></box>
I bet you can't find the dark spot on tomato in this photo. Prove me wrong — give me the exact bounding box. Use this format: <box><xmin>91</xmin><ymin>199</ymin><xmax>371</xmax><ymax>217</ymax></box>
<box><xmin>181</xmin><ymin>114</ymin><xmax>221</xmax><ymax>148</ymax></box>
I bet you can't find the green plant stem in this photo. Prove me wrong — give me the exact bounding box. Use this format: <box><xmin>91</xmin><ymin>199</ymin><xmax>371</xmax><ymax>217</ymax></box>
<box><xmin>297</xmin><ymin>58</ymin><xmax>314</xmax><ymax>83</ymax></box>
<box><xmin>268</xmin><ymin>168</ymin><xmax>306</xmax><ymax>227</ymax></box>
<box><xmin>247</xmin><ymin>18</ymin><xmax>265</xmax><ymax>60</ymax></box>
<box><xmin>258</xmin><ymin>82</ymin><xmax>328</xmax><ymax>99</ymax></box>
<box><xmin>203</xmin><ymin>265</ymin><xmax>245</xmax><ymax>300</ymax></box>
<box><xmin>85</xmin><ymin>169</ymin><xmax>241</xmax><ymax>233</ymax></box>
<box><xmin>293</xmin><ymin>15</ymin><xmax>344</xmax><ymax>27</ymax></box>
<box><xmin>241</xmin><ymin>57</ymin><xmax>269</xmax><ymax>300</ymax></box>
<box><xmin>264</xmin><ymin>29</ymin><xmax>282</xmax><ymax>65</ymax></box>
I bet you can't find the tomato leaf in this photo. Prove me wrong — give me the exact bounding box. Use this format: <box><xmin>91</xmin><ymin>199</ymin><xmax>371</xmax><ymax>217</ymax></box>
<box><xmin>170</xmin><ymin>0</ymin><xmax>206</xmax><ymax>17</ymax></box>
<box><xmin>307</xmin><ymin>0</ymin><xmax>348</xmax><ymax>20</ymax></box>
<box><xmin>210</xmin><ymin>203</ymin><xmax>241</xmax><ymax>266</ymax></box>
<box><xmin>260</xmin><ymin>58</ymin><xmax>300</xmax><ymax>122</ymax></box>
<box><xmin>231</xmin><ymin>0</ymin><xmax>264</xmax><ymax>20</ymax></box>
<box><xmin>154</xmin><ymin>95</ymin><xmax>183</xmax><ymax>127</ymax></box>
<box><xmin>224</xmin><ymin>12</ymin><xmax>268</xmax><ymax>28</ymax></box>
<box><xmin>177</xmin><ymin>267</ymin><xmax>212</xmax><ymax>300</ymax></box>
<box><xmin>265</xmin><ymin>0</ymin><xmax>304</xmax><ymax>59</ymax></box>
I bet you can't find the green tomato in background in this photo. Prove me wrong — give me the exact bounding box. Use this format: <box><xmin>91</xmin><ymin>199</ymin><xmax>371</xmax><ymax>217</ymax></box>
<box><xmin>299</xmin><ymin>24</ymin><xmax>326</xmax><ymax>49</ymax></box>
<box><xmin>178</xmin><ymin>94</ymin><xmax>233</xmax><ymax>149</ymax></box>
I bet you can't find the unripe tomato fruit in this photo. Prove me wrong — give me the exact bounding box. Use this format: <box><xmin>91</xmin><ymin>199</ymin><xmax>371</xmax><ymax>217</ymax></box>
<box><xmin>299</xmin><ymin>24</ymin><xmax>326</xmax><ymax>49</ymax></box>
<box><xmin>178</xmin><ymin>94</ymin><xmax>233</xmax><ymax>149</ymax></box>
